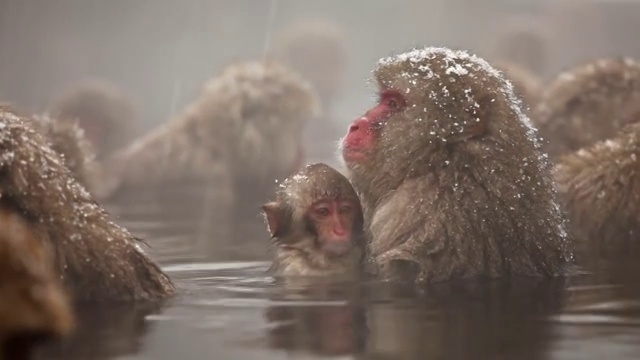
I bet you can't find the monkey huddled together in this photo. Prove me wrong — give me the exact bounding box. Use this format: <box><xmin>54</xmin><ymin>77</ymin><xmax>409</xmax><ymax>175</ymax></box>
<box><xmin>267</xmin><ymin>47</ymin><xmax>573</xmax><ymax>282</ymax></box>
<box><xmin>263</xmin><ymin>47</ymin><xmax>640</xmax><ymax>281</ymax></box>
<box><xmin>263</xmin><ymin>163</ymin><xmax>363</xmax><ymax>278</ymax></box>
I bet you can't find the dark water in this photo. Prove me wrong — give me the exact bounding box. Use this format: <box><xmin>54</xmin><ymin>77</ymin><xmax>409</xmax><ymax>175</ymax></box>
<box><xmin>36</xmin><ymin>250</ymin><xmax>640</xmax><ymax>360</ymax></box>
<box><xmin>32</xmin><ymin>201</ymin><xmax>640</xmax><ymax>360</ymax></box>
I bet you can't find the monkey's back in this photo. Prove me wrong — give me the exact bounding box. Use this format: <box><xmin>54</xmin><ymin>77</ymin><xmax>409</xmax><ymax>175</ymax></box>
<box><xmin>534</xmin><ymin>58</ymin><xmax>640</xmax><ymax>159</ymax></box>
<box><xmin>102</xmin><ymin>60</ymin><xmax>319</xmax><ymax>263</ymax></box>
<box><xmin>0</xmin><ymin>108</ymin><xmax>175</xmax><ymax>301</ymax></box>
<box><xmin>556</xmin><ymin>122</ymin><xmax>640</xmax><ymax>261</ymax></box>
<box><xmin>359</xmin><ymin>47</ymin><xmax>572</xmax><ymax>282</ymax></box>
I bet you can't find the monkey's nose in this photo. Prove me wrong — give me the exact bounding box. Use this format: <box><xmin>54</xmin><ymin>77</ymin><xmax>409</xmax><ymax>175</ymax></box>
<box><xmin>333</xmin><ymin>228</ymin><xmax>347</xmax><ymax>237</ymax></box>
<box><xmin>348</xmin><ymin>118</ymin><xmax>367</xmax><ymax>133</ymax></box>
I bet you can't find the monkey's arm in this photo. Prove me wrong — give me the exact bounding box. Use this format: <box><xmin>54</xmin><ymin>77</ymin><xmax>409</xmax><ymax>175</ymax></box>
<box><xmin>367</xmin><ymin>177</ymin><xmax>448</xmax><ymax>281</ymax></box>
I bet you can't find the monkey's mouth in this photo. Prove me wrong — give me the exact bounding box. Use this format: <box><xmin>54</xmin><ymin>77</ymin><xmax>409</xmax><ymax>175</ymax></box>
<box><xmin>342</xmin><ymin>146</ymin><xmax>369</xmax><ymax>163</ymax></box>
<box><xmin>323</xmin><ymin>242</ymin><xmax>353</xmax><ymax>258</ymax></box>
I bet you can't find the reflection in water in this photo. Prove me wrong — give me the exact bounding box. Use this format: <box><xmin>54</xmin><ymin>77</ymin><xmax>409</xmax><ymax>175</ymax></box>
<box><xmin>365</xmin><ymin>280</ymin><xmax>565</xmax><ymax>360</ymax></box>
<box><xmin>38</xmin><ymin>301</ymin><xmax>167</xmax><ymax>360</ymax></box>
<box><xmin>265</xmin><ymin>280</ymin><xmax>367</xmax><ymax>356</ymax></box>
<box><xmin>262</xmin><ymin>278</ymin><xmax>567</xmax><ymax>359</ymax></box>
<box><xmin>266</xmin><ymin>304</ymin><xmax>366</xmax><ymax>356</ymax></box>
<box><xmin>28</xmin><ymin>259</ymin><xmax>640</xmax><ymax>360</ymax></box>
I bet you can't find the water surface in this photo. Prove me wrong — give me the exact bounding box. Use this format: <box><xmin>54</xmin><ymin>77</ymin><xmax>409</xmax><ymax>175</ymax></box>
<box><xmin>39</xmin><ymin>254</ymin><xmax>640</xmax><ymax>359</ymax></box>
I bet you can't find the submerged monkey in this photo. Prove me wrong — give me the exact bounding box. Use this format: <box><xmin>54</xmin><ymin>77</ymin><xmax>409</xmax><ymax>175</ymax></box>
<box><xmin>535</xmin><ymin>58</ymin><xmax>640</xmax><ymax>159</ymax></box>
<box><xmin>263</xmin><ymin>163</ymin><xmax>364</xmax><ymax>277</ymax></box>
<box><xmin>340</xmin><ymin>47</ymin><xmax>572</xmax><ymax>283</ymax></box>
<box><xmin>0</xmin><ymin>107</ymin><xmax>174</xmax><ymax>301</ymax></box>
<box><xmin>556</xmin><ymin>121</ymin><xmax>640</xmax><ymax>260</ymax></box>
<box><xmin>103</xmin><ymin>60</ymin><xmax>319</xmax><ymax>260</ymax></box>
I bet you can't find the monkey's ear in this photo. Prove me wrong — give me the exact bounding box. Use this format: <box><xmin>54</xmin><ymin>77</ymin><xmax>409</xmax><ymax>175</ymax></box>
<box><xmin>261</xmin><ymin>202</ymin><xmax>282</xmax><ymax>238</ymax></box>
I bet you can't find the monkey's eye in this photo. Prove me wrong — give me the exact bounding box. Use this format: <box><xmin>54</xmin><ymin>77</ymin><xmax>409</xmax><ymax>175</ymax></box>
<box><xmin>380</xmin><ymin>90</ymin><xmax>405</xmax><ymax>111</ymax></box>
<box><xmin>314</xmin><ymin>207</ymin><xmax>330</xmax><ymax>217</ymax></box>
<box><xmin>338</xmin><ymin>205</ymin><xmax>352</xmax><ymax>214</ymax></box>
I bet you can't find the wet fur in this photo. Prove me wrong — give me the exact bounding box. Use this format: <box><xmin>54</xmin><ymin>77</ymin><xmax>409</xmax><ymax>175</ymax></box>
<box><xmin>0</xmin><ymin>108</ymin><xmax>175</xmax><ymax>301</ymax></box>
<box><xmin>30</xmin><ymin>114</ymin><xmax>99</xmax><ymax>192</ymax></box>
<box><xmin>345</xmin><ymin>47</ymin><xmax>572</xmax><ymax>282</ymax></box>
<box><xmin>0</xmin><ymin>206</ymin><xmax>74</xmax><ymax>359</ymax></box>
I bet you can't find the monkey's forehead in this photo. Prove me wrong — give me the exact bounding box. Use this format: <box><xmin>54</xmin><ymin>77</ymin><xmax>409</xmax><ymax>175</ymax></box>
<box><xmin>373</xmin><ymin>47</ymin><xmax>544</xmax><ymax>152</ymax></box>
<box><xmin>279</xmin><ymin>172</ymin><xmax>359</xmax><ymax>205</ymax></box>
<box><xmin>375</xmin><ymin>47</ymin><xmax>502</xmax><ymax>83</ymax></box>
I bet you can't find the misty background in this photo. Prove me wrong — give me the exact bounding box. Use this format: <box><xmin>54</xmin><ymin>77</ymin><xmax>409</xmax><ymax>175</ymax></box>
<box><xmin>1</xmin><ymin>0</ymin><xmax>639</xmax><ymax>134</ymax></box>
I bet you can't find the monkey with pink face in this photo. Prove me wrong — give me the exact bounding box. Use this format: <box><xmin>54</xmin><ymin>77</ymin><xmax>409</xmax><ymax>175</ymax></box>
<box><xmin>339</xmin><ymin>47</ymin><xmax>572</xmax><ymax>283</ymax></box>
<box><xmin>263</xmin><ymin>163</ymin><xmax>364</xmax><ymax>278</ymax></box>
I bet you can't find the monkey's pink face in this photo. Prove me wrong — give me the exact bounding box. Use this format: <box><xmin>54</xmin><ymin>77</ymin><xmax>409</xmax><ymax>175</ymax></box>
<box><xmin>342</xmin><ymin>89</ymin><xmax>406</xmax><ymax>163</ymax></box>
<box><xmin>309</xmin><ymin>198</ymin><xmax>359</xmax><ymax>257</ymax></box>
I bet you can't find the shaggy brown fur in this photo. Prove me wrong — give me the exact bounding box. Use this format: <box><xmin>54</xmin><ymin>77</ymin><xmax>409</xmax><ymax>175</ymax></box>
<box><xmin>0</xmin><ymin>108</ymin><xmax>175</xmax><ymax>301</ymax></box>
<box><xmin>30</xmin><ymin>114</ymin><xmax>99</xmax><ymax>191</ymax></box>
<box><xmin>534</xmin><ymin>58</ymin><xmax>640</xmax><ymax>160</ymax></box>
<box><xmin>264</xmin><ymin>163</ymin><xmax>363</xmax><ymax>277</ymax></box>
<box><xmin>0</xmin><ymin>104</ymin><xmax>100</xmax><ymax>196</ymax></box>
<box><xmin>49</xmin><ymin>79</ymin><xmax>138</xmax><ymax>160</ymax></box>
<box><xmin>0</xmin><ymin>206</ymin><xmax>74</xmax><ymax>360</ymax></box>
<box><xmin>555</xmin><ymin>121</ymin><xmax>640</xmax><ymax>259</ymax></box>
<box><xmin>103</xmin><ymin>60</ymin><xmax>319</xmax><ymax>259</ymax></box>
<box><xmin>341</xmin><ymin>47</ymin><xmax>572</xmax><ymax>283</ymax></box>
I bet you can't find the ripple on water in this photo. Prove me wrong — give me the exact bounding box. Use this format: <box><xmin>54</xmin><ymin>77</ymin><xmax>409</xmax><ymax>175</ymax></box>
<box><xmin>162</xmin><ymin>261</ymin><xmax>271</xmax><ymax>273</ymax></box>
<box><xmin>550</xmin><ymin>314</ymin><xmax>640</xmax><ymax>327</ymax></box>
<box><xmin>189</xmin><ymin>298</ymin><xmax>349</xmax><ymax>308</ymax></box>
